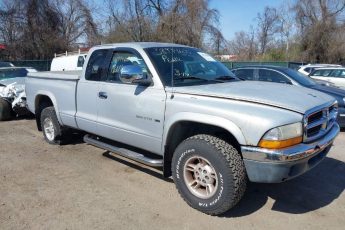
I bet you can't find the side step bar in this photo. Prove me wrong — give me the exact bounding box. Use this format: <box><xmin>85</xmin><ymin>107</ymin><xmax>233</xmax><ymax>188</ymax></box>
<box><xmin>84</xmin><ymin>134</ymin><xmax>163</xmax><ymax>167</ymax></box>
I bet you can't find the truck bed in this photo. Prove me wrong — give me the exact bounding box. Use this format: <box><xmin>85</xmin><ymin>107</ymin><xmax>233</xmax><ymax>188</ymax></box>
<box><xmin>26</xmin><ymin>71</ymin><xmax>81</xmax><ymax>128</ymax></box>
<box><xmin>27</xmin><ymin>70</ymin><xmax>82</xmax><ymax>80</ymax></box>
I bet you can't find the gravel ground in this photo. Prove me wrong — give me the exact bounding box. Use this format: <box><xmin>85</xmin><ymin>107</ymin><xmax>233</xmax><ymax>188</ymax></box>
<box><xmin>0</xmin><ymin>119</ymin><xmax>344</xmax><ymax>230</ymax></box>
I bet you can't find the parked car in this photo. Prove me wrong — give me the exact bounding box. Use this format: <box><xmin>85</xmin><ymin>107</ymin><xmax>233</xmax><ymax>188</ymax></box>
<box><xmin>298</xmin><ymin>64</ymin><xmax>342</xmax><ymax>76</ymax></box>
<box><xmin>50</xmin><ymin>52</ymin><xmax>87</xmax><ymax>71</ymax></box>
<box><xmin>232</xmin><ymin>66</ymin><xmax>345</xmax><ymax>128</ymax></box>
<box><xmin>309</xmin><ymin>67</ymin><xmax>345</xmax><ymax>89</ymax></box>
<box><xmin>0</xmin><ymin>61</ymin><xmax>15</xmax><ymax>68</ymax></box>
<box><xmin>0</xmin><ymin>67</ymin><xmax>36</xmax><ymax>120</ymax></box>
<box><xmin>26</xmin><ymin>43</ymin><xmax>339</xmax><ymax>215</ymax></box>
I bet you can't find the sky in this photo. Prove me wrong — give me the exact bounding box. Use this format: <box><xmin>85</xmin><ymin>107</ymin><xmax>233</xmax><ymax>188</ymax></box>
<box><xmin>209</xmin><ymin>0</ymin><xmax>286</xmax><ymax>40</ymax></box>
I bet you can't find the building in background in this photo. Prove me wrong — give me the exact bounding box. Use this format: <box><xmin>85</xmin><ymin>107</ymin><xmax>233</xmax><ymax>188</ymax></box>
<box><xmin>0</xmin><ymin>43</ymin><xmax>7</xmax><ymax>60</ymax></box>
<box><xmin>214</xmin><ymin>54</ymin><xmax>238</xmax><ymax>61</ymax></box>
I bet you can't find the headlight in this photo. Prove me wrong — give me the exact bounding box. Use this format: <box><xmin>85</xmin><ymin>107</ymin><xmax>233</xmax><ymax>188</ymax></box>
<box><xmin>258</xmin><ymin>122</ymin><xmax>303</xmax><ymax>149</ymax></box>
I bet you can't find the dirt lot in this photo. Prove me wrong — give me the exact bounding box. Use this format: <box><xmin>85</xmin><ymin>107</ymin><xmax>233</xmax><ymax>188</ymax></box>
<box><xmin>0</xmin><ymin>119</ymin><xmax>344</xmax><ymax>230</ymax></box>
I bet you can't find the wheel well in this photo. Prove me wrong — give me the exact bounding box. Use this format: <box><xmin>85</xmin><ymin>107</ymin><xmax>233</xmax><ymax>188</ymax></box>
<box><xmin>35</xmin><ymin>95</ymin><xmax>54</xmax><ymax>131</ymax></box>
<box><xmin>163</xmin><ymin>121</ymin><xmax>241</xmax><ymax>177</ymax></box>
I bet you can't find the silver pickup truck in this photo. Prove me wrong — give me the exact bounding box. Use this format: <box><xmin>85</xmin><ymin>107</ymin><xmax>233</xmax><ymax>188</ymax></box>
<box><xmin>26</xmin><ymin>43</ymin><xmax>340</xmax><ymax>215</ymax></box>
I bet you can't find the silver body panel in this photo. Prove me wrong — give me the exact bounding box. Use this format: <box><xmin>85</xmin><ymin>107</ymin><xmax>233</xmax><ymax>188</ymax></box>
<box><xmin>172</xmin><ymin>81</ymin><xmax>334</xmax><ymax>114</ymax></box>
<box><xmin>25</xmin><ymin>42</ymin><xmax>337</xmax><ymax>157</ymax></box>
<box><xmin>25</xmin><ymin>76</ymin><xmax>79</xmax><ymax>128</ymax></box>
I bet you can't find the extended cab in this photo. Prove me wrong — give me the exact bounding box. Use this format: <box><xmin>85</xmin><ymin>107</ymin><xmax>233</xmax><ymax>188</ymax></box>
<box><xmin>26</xmin><ymin>43</ymin><xmax>340</xmax><ymax>215</ymax></box>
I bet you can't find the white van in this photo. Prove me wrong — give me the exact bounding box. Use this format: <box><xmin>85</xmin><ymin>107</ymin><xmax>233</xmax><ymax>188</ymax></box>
<box><xmin>50</xmin><ymin>52</ymin><xmax>87</xmax><ymax>71</ymax></box>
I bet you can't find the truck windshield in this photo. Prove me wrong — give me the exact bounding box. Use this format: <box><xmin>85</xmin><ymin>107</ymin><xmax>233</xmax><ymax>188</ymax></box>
<box><xmin>145</xmin><ymin>47</ymin><xmax>238</xmax><ymax>86</ymax></box>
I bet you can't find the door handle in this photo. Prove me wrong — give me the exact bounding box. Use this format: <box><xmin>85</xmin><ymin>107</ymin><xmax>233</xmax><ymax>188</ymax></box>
<box><xmin>98</xmin><ymin>92</ymin><xmax>108</xmax><ymax>99</ymax></box>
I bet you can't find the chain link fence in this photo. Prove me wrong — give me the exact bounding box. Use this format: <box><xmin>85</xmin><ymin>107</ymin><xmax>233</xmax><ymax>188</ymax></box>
<box><xmin>9</xmin><ymin>60</ymin><xmax>52</xmax><ymax>71</ymax></box>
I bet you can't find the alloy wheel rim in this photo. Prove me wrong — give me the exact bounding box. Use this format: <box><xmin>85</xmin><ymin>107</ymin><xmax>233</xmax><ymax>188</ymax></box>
<box><xmin>183</xmin><ymin>156</ymin><xmax>218</xmax><ymax>199</ymax></box>
<box><xmin>43</xmin><ymin>118</ymin><xmax>55</xmax><ymax>141</ymax></box>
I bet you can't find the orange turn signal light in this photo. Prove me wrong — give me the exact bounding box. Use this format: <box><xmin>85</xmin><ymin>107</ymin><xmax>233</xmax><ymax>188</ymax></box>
<box><xmin>258</xmin><ymin>136</ymin><xmax>303</xmax><ymax>149</ymax></box>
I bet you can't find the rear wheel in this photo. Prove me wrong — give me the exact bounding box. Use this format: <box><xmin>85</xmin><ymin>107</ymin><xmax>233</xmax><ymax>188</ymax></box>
<box><xmin>40</xmin><ymin>106</ymin><xmax>64</xmax><ymax>145</ymax></box>
<box><xmin>172</xmin><ymin>134</ymin><xmax>247</xmax><ymax>215</ymax></box>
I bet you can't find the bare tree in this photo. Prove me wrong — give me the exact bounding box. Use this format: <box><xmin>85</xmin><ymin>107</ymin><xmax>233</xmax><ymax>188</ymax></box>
<box><xmin>0</xmin><ymin>0</ymin><xmax>99</xmax><ymax>59</ymax></box>
<box><xmin>294</xmin><ymin>0</ymin><xmax>345</xmax><ymax>62</ymax></box>
<box><xmin>256</xmin><ymin>6</ymin><xmax>280</xmax><ymax>54</ymax></box>
<box><xmin>104</xmin><ymin>0</ymin><xmax>223</xmax><ymax>49</ymax></box>
<box><xmin>228</xmin><ymin>27</ymin><xmax>257</xmax><ymax>60</ymax></box>
<box><xmin>0</xmin><ymin>0</ymin><xmax>26</xmax><ymax>59</ymax></box>
<box><xmin>53</xmin><ymin>0</ymin><xmax>99</xmax><ymax>47</ymax></box>
<box><xmin>277</xmin><ymin>3</ymin><xmax>296</xmax><ymax>60</ymax></box>
<box><xmin>23</xmin><ymin>0</ymin><xmax>64</xmax><ymax>59</ymax></box>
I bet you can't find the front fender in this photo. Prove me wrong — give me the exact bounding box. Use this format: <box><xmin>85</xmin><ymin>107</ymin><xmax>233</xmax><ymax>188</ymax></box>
<box><xmin>162</xmin><ymin>112</ymin><xmax>247</xmax><ymax>148</ymax></box>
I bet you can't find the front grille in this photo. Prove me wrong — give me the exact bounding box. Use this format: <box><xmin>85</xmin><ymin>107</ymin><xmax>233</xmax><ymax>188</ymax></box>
<box><xmin>308</xmin><ymin>111</ymin><xmax>323</xmax><ymax>124</ymax></box>
<box><xmin>304</xmin><ymin>102</ymin><xmax>338</xmax><ymax>142</ymax></box>
<box><xmin>307</xmin><ymin>124</ymin><xmax>322</xmax><ymax>137</ymax></box>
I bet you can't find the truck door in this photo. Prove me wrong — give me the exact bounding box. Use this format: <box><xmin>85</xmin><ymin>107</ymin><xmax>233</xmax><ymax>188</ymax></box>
<box><xmin>76</xmin><ymin>49</ymin><xmax>109</xmax><ymax>134</ymax></box>
<box><xmin>96</xmin><ymin>48</ymin><xmax>166</xmax><ymax>154</ymax></box>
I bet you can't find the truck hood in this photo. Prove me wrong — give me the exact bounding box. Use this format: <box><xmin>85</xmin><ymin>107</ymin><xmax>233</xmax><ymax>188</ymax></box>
<box><xmin>172</xmin><ymin>81</ymin><xmax>335</xmax><ymax>114</ymax></box>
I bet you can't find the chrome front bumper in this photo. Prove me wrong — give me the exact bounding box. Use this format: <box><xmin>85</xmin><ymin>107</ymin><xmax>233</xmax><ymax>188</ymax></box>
<box><xmin>241</xmin><ymin>123</ymin><xmax>340</xmax><ymax>183</ymax></box>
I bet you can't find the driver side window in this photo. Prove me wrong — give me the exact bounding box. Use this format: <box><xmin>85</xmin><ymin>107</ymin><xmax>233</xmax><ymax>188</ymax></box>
<box><xmin>85</xmin><ymin>49</ymin><xmax>108</xmax><ymax>81</ymax></box>
<box><xmin>106</xmin><ymin>51</ymin><xmax>151</xmax><ymax>84</ymax></box>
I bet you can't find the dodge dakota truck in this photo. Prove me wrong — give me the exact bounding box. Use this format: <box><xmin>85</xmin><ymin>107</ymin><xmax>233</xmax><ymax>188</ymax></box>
<box><xmin>26</xmin><ymin>42</ymin><xmax>340</xmax><ymax>215</ymax></box>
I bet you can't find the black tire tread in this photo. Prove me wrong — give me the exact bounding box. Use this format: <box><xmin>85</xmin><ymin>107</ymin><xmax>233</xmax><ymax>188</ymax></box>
<box><xmin>0</xmin><ymin>98</ymin><xmax>12</xmax><ymax>121</ymax></box>
<box><xmin>174</xmin><ymin>134</ymin><xmax>247</xmax><ymax>215</ymax></box>
<box><xmin>40</xmin><ymin>106</ymin><xmax>63</xmax><ymax>145</ymax></box>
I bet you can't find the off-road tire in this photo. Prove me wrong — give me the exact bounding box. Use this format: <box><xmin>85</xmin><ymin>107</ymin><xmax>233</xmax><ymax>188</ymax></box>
<box><xmin>172</xmin><ymin>134</ymin><xmax>247</xmax><ymax>215</ymax></box>
<box><xmin>40</xmin><ymin>106</ymin><xmax>64</xmax><ymax>145</ymax></box>
<box><xmin>0</xmin><ymin>98</ymin><xmax>12</xmax><ymax>121</ymax></box>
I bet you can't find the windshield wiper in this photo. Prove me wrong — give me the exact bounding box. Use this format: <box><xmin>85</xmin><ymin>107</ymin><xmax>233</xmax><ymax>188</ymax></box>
<box><xmin>174</xmin><ymin>76</ymin><xmax>209</xmax><ymax>82</ymax></box>
<box><xmin>214</xmin><ymin>75</ymin><xmax>237</xmax><ymax>81</ymax></box>
<box><xmin>174</xmin><ymin>75</ymin><xmax>238</xmax><ymax>84</ymax></box>
<box><xmin>213</xmin><ymin>75</ymin><xmax>241</xmax><ymax>82</ymax></box>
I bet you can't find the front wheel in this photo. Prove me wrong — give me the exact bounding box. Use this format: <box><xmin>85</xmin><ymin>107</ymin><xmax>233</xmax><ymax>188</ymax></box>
<box><xmin>172</xmin><ymin>134</ymin><xmax>247</xmax><ymax>215</ymax></box>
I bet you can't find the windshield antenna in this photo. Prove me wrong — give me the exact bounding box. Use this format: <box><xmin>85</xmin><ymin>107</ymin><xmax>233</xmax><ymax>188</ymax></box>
<box><xmin>170</xmin><ymin>47</ymin><xmax>174</xmax><ymax>99</ymax></box>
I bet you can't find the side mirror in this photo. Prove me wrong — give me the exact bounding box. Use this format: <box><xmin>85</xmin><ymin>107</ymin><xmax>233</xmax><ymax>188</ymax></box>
<box><xmin>119</xmin><ymin>65</ymin><xmax>151</xmax><ymax>86</ymax></box>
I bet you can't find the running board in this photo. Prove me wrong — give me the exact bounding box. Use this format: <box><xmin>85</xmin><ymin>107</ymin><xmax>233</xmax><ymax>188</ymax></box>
<box><xmin>83</xmin><ymin>134</ymin><xmax>163</xmax><ymax>167</ymax></box>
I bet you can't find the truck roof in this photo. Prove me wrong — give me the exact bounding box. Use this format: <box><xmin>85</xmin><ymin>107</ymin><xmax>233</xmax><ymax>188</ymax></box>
<box><xmin>93</xmin><ymin>42</ymin><xmax>191</xmax><ymax>50</ymax></box>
